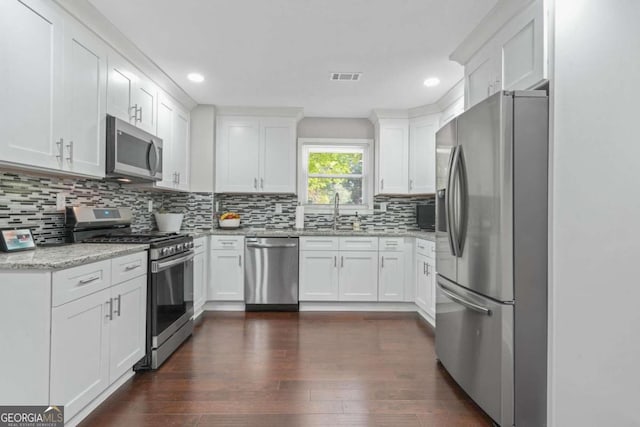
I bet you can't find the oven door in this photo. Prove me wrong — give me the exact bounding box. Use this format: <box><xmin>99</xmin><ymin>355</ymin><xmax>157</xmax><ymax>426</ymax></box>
<box><xmin>106</xmin><ymin>115</ymin><xmax>163</xmax><ymax>181</ymax></box>
<box><xmin>150</xmin><ymin>252</ymin><xmax>194</xmax><ymax>348</ymax></box>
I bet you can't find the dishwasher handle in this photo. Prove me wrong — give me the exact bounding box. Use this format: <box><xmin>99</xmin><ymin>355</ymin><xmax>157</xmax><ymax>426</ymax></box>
<box><xmin>246</xmin><ymin>243</ymin><xmax>298</xmax><ymax>249</ymax></box>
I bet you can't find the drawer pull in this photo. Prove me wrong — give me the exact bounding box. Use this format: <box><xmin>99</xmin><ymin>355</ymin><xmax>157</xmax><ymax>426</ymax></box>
<box><xmin>78</xmin><ymin>275</ymin><xmax>101</xmax><ymax>285</ymax></box>
<box><xmin>125</xmin><ymin>264</ymin><xmax>141</xmax><ymax>271</ymax></box>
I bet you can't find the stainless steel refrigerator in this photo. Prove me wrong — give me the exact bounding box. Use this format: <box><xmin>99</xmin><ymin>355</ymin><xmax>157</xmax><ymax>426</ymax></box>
<box><xmin>435</xmin><ymin>90</ymin><xmax>548</xmax><ymax>427</ymax></box>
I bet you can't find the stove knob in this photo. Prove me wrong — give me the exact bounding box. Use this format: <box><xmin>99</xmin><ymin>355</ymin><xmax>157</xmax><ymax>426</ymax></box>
<box><xmin>168</xmin><ymin>246</ymin><xmax>175</xmax><ymax>255</ymax></box>
<box><xmin>176</xmin><ymin>243</ymin><xmax>184</xmax><ymax>251</ymax></box>
<box><xmin>187</xmin><ymin>242</ymin><xmax>194</xmax><ymax>249</ymax></box>
<box><xmin>161</xmin><ymin>247</ymin><xmax>169</xmax><ymax>256</ymax></box>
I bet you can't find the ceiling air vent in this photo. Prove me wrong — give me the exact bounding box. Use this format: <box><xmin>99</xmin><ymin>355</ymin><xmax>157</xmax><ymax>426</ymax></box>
<box><xmin>330</xmin><ymin>72</ymin><xmax>362</xmax><ymax>81</ymax></box>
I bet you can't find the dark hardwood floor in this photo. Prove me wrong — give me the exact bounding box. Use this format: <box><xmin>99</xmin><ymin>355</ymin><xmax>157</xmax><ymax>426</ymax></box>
<box><xmin>80</xmin><ymin>312</ymin><xmax>493</xmax><ymax>426</ymax></box>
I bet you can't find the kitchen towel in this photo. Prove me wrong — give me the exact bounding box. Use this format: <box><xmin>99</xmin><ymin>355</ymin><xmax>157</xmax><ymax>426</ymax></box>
<box><xmin>295</xmin><ymin>205</ymin><xmax>304</xmax><ymax>229</ymax></box>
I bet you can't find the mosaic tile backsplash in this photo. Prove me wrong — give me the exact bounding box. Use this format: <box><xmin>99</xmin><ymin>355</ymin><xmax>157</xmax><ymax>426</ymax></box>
<box><xmin>214</xmin><ymin>193</ymin><xmax>434</xmax><ymax>231</ymax></box>
<box><xmin>0</xmin><ymin>169</ymin><xmax>431</xmax><ymax>244</ymax></box>
<box><xmin>0</xmin><ymin>171</ymin><xmax>213</xmax><ymax>244</ymax></box>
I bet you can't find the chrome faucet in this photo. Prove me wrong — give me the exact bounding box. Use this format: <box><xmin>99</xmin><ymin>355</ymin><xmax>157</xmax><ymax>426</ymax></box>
<box><xmin>333</xmin><ymin>192</ymin><xmax>340</xmax><ymax>230</ymax></box>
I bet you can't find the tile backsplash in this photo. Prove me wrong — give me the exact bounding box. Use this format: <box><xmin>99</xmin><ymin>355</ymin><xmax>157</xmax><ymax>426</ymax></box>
<box><xmin>214</xmin><ymin>193</ymin><xmax>434</xmax><ymax>231</ymax></box>
<box><xmin>0</xmin><ymin>171</ymin><xmax>213</xmax><ymax>244</ymax></box>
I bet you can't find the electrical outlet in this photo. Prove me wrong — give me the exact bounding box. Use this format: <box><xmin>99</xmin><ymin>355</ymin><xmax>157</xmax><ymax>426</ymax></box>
<box><xmin>148</xmin><ymin>200</ymin><xmax>153</xmax><ymax>213</ymax></box>
<box><xmin>275</xmin><ymin>203</ymin><xmax>283</xmax><ymax>214</ymax></box>
<box><xmin>380</xmin><ymin>202</ymin><xmax>387</xmax><ymax>212</ymax></box>
<box><xmin>56</xmin><ymin>193</ymin><xmax>66</xmax><ymax>211</ymax></box>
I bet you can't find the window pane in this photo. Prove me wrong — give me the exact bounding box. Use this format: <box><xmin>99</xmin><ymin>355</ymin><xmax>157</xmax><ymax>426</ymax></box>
<box><xmin>308</xmin><ymin>152</ymin><xmax>363</xmax><ymax>175</ymax></box>
<box><xmin>307</xmin><ymin>177</ymin><xmax>363</xmax><ymax>205</ymax></box>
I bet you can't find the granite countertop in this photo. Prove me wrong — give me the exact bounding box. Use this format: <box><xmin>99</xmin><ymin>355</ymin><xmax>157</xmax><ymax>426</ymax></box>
<box><xmin>182</xmin><ymin>228</ymin><xmax>436</xmax><ymax>242</ymax></box>
<box><xmin>0</xmin><ymin>243</ymin><xmax>149</xmax><ymax>270</ymax></box>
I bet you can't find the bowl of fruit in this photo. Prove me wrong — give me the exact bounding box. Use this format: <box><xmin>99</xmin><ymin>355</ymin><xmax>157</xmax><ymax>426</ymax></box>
<box><xmin>219</xmin><ymin>212</ymin><xmax>241</xmax><ymax>229</ymax></box>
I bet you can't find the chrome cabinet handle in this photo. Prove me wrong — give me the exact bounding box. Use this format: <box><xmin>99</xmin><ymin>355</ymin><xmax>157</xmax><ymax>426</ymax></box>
<box><xmin>65</xmin><ymin>140</ymin><xmax>73</xmax><ymax>163</ymax></box>
<box><xmin>381</xmin><ymin>256</ymin><xmax>384</xmax><ymax>268</ymax></box>
<box><xmin>177</xmin><ymin>172</ymin><xmax>181</xmax><ymax>184</ymax></box>
<box><xmin>254</xmin><ymin>178</ymin><xmax>258</xmax><ymax>190</ymax></box>
<box><xmin>113</xmin><ymin>294</ymin><xmax>122</xmax><ymax>317</ymax></box>
<box><xmin>125</xmin><ymin>264</ymin><xmax>140</xmax><ymax>271</ymax></box>
<box><xmin>260</xmin><ymin>178</ymin><xmax>264</xmax><ymax>189</ymax></box>
<box><xmin>55</xmin><ymin>138</ymin><xmax>64</xmax><ymax>160</ymax></box>
<box><xmin>79</xmin><ymin>275</ymin><xmax>100</xmax><ymax>285</ymax></box>
<box><xmin>238</xmin><ymin>255</ymin><xmax>242</xmax><ymax>266</ymax></box>
<box><xmin>487</xmin><ymin>83</ymin><xmax>493</xmax><ymax>97</ymax></box>
<box><xmin>380</xmin><ymin>179</ymin><xmax>384</xmax><ymax>190</ymax></box>
<box><xmin>130</xmin><ymin>104</ymin><xmax>138</xmax><ymax>122</ymax></box>
<box><xmin>409</xmin><ymin>180</ymin><xmax>413</xmax><ymax>190</ymax></box>
<box><xmin>341</xmin><ymin>256</ymin><xmax>344</xmax><ymax>268</ymax></box>
<box><xmin>106</xmin><ymin>298</ymin><xmax>113</xmax><ymax>321</ymax></box>
<box><xmin>137</xmin><ymin>106</ymin><xmax>142</xmax><ymax>123</ymax></box>
<box><xmin>334</xmin><ymin>256</ymin><xmax>337</xmax><ymax>267</ymax></box>
<box><xmin>423</xmin><ymin>262</ymin><xmax>426</xmax><ymax>275</ymax></box>
<box><xmin>425</xmin><ymin>263</ymin><xmax>430</xmax><ymax>276</ymax></box>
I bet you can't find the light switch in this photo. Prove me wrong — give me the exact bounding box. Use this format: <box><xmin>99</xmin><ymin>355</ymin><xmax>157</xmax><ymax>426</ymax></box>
<box><xmin>56</xmin><ymin>193</ymin><xmax>65</xmax><ymax>211</ymax></box>
<box><xmin>275</xmin><ymin>203</ymin><xmax>283</xmax><ymax>214</ymax></box>
<box><xmin>148</xmin><ymin>200</ymin><xmax>153</xmax><ymax>213</ymax></box>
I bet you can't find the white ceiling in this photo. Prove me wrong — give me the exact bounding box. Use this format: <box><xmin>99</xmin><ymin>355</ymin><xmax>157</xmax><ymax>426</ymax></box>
<box><xmin>88</xmin><ymin>0</ymin><xmax>496</xmax><ymax>117</ymax></box>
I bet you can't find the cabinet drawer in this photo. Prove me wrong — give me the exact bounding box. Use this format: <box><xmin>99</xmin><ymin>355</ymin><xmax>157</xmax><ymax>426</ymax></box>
<box><xmin>52</xmin><ymin>260</ymin><xmax>112</xmax><ymax>307</ymax></box>
<box><xmin>379</xmin><ymin>237</ymin><xmax>404</xmax><ymax>252</ymax></box>
<box><xmin>111</xmin><ymin>251</ymin><xmax>147</xmax><ymax>285</ymax></box>
<box><xmin>339</xmin><ymin>237</ymin><xmax>378</xmax><ymax>252</ymax></box>
<box><xmin>193</xmin><ymin>237</ymin><xmax>208</xmax><ymax>254</ymax></box>
<box><xmin>416</xmin><ymin>239</ymin><xmax>435</xmax><ymax>258</ymax></box>
<box><xmin>210</xmin><ymin>235</ymin><xmax>244</xmax><ymax>251</ymax></box>
<box><xmin>300</xmin><ymin>237</ymin><xmax>339</xmax><ymax>251</ymax></box>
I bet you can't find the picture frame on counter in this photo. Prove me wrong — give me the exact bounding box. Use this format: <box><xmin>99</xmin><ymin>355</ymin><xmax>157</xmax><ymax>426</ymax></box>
<box><xmin>0</xmin><ymin>228</ymin><xmax>36</xmax><ymax>252</ymax></box>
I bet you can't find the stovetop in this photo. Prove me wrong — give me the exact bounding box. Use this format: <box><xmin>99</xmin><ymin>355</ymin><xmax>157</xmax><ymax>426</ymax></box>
<box><xmin>84</xmin><ymin>232</ymin><xmax>181</xmax><ymax>245</ymax></box>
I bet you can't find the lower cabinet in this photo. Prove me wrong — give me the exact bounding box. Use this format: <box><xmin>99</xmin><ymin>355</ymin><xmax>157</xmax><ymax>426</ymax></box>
<box><xmin>339</xmin><ymin>251</ymin><xmax>378</xmax><ymax>301</ymax></box>
<box><xmin>379</xmin><ymin>251</ymin><xmax>406</xmax><ymax>301</ymax></box>
<box><xmin>49</xmin><ymin>255</ymin><xmax>147</xmax><ymax>421</ymax></box>
<box><xmin>193</xmin><ymin>237</ymin><xmax>208</xmax><ymax>316</ymax></box>
<box><xmin>209</xmin><ymin>236</ymin><xmax>244</xmax><ymax>301</ymax></box>
<box><xmin>299</xmin><ymin>251</ymin><xmax>339</xmax><ymax>300</ymax></box>
<box><xmin>415</xmin><ymin>240</ymin><xmax>436</xmax><ymax>320</ymax></box>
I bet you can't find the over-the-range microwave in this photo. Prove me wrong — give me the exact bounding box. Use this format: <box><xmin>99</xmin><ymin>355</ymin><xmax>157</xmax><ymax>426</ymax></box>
<box><xmin>106</xmin><ymin>115</ymin><xmax>163</xmax><ymax>182</ymax></box>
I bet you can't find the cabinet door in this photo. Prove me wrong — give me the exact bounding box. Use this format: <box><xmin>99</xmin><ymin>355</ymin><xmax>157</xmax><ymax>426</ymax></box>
<box><xmin>466</xmin><ymin>53</ymin><xmax>500</xmax><ymax>109</ymax></box>
<box><xmin>377</xmin><ymin>119</ymin><xmax>409</xmax><ymax>194</ymax></box>
<box><xmin>193</xmin><ymin>250</ymin><xmax>207</xmax><ymax>315</ymax></box>
<box><xmin>64</xmin><ymin>20</ymin><xmax>108</xmax><ymax>177</ymax></box>
<box><xmin>261</xmin><ymin>118</ymin><xmax>296</xmax><ymax>193</ymax></box>
<box><xmin>409</xmin><ymin>117</ymin><xmax>437</xmax><ymax>194</ymax></box>
<box><xmin>133</xmin><ymin>77</ymin><xmax>157</xmax><ymax>134</ymax></box>
<box><xmin>0</xmin><ymin>0</ymin><xmax>64</xmax><ymax>170</ymax></box>
<box><xmin>339</xmin><ymin>251</ymin><xmax>378</xmax><ymax>301</ymax></box>
<box><xmin>173</xmin><ymin>104</ymin><xmax>190</xmax><ymax>191</ymax></box>
<box><xmin>379</xmin><ymin>251</ymin><xmax>405</xmax><ymax>301</ymax></box>
<box><xmin>216</xmin><ymin>118</ymin><xmax>261</xmax><ymax>192</ymax></box>
<box><xmin>109</xmin><ymin>275</ymin><xmax>146</xmax><ymax>383</ymax></box>
<box><xmin>156</xmin><ymin>93</ymin><xmax>175</xmax><ymax>189</ymax></box>
<box><xmin>209</xmin><ymin>251</ymin><xmax>244</xmax><ymax>301</ymax></box>
<box><xmin>107</xmin><ymin>50</ymin><xmax>135</xmax><ymax>123</ymax></box>
<box><xmin>427</xmin><ymin>259</ymin><xmax>436</xmax><ymax>319</ymax></box>
<box><xmin>299</xmin><ymin>251</ymin><xmax>339</xmax><ymax>301</ymax></box>
<box><xmin>415</xmin><ymin>254</ymin><xmax>429</xmax><ymax>311</ymax></box>
<box><xmin>50</xmin><ymin>288</ymin><xmax>110</xmax><ymax>420</ymax></box>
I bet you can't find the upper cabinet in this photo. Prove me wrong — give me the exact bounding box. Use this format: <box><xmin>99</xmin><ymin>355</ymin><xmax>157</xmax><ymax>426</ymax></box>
<box><xmin>453</xmin><ymin>0</ymin><xmax>547</xmax><ymax>109</ymax></box>
<box><xmin>107</xmin><ymin>50</ymin><xmax>158</xmax><ymax>135</ymax></box>
<box><xmin>372</xmin><ymin>113</ymin><xmax>439</xmax><ymax>195</ymax></box>
<box><xmin>216</xmin><ymin>115</ymin><xmax>297</xmax><ymax>194</ymax></box>
<box><xmin>155</xmin><ymin>92</ymin><xmax>190</xmax><ymax>191</ymax></box>
<box><xmin>0</xmin><ymin>0</ymin><xmax>106</xmax><ymax>178</ymax></box>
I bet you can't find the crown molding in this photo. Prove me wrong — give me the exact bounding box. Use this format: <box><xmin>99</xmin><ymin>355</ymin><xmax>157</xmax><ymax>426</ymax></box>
<box><xmin>215</xmin><ymin>106</ymin><xmax>304</xmax><ymax>121</ymax></box>
<box><xmin>54</xmin><ymin>0</ymin><xmax>197</xmax><ymax>110</ymax></box>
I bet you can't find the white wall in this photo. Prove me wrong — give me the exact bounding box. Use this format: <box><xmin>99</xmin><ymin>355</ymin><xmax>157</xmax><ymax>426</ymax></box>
<box><xmin>189</xmin><ymin>105</ymin><xmax>215</xmax><ymax>192</ymax></box>
<box><xmin>549</xmin><ymin>1</ymin><xmax>640</xmax><ymax>426</ymax></box>
<box><xmin>297</xmin><ymin>117</ymin><xmax>374</xmax><ymax>139</ymax></box>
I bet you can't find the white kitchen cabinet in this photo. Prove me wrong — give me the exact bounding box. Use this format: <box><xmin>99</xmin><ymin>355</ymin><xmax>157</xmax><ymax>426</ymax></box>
<box><xmin>408</xmin><ymin>116</ymin><xmax>438</xmax><ymax>194</ymax></box>
<box><xmin>462</xmin><ymin>0</ymin><xmax>546</xmax><ymax>109</ymax></box>
<box><xmin>339</xmin><ymin>251</ymin><xmax>379</xmax><ymax>301</ymax></box>
<box><xmin>299</xmin><ymin>250</ymin><xmax>340</xmax><ymax>301</ymax></box>
<box><xmin>107</xmin><ymin>49</ymin><xmax>157</xmax><ymax>134</ymax></box>
<box><xmin>379</xmin><ymin>251</ymin><xmax>406</xmax><ymax>302</ymax></box>
<box><xmin>415</xmin><ymin>239</ymin><xmax>436</xmax><ymax>321</ymax></box>
<box><xmin>64</xmin><ymin>19</ymin><xmax>108</xmax><ymax>177</ymax></box>
<box><xmin>0</xmin><ymin>0</ymin><xmax>65</xmax><ymax>171</ymax></box>
<box><xmin>209</xmin><ymin>236</ymin><xmax>245</xmax><ymax>301</ymax></box>
<box><xmin>154</xmin><ymin>92</ymin><xmax>190</xmax><ymax>191</ymax></box>
<box><xmin>50</xmin><ymin>287</ymin><xmax>111</xmax><ymax>420</ymax></box>
<box><xmin>415</xmin><ymin>253</ymin><xmax>431</xmax><ymax>313</ymax></box>
<box><xmin>216</xmin><ymin>116</ymin><xmax>296</xmax><ymax>193</ymax></box>
<box><xmin>108</xmin><ymin>275</ymin><xmax>146</xmax><ymax>383</ymax></box>
<box><xmin>375</xmin><ymin>119</ymin><xmax>409</xmax><ymax>194</ymax></box>
<box><xmin>193</xmin><ymin>237</ymin><xmax>208</xmax><ymax>317</ymax></box>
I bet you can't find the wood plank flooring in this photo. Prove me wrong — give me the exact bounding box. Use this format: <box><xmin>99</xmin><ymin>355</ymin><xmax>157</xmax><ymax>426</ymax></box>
<box><xmin>80</xmin><ymin>312</ymin><xmax>493</xmax><ymax>426</ymax></box>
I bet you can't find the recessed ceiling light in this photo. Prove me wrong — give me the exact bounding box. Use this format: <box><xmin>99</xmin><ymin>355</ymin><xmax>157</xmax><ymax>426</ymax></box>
<box><xmin>423</xmin><ymin>77</ymin><xmax>440</xmax><ymax>87</ymax></box>
<box><xmin>187</xmin><ymin>73</ymin><xmax>205</xmax><ymax>83</ymax></box>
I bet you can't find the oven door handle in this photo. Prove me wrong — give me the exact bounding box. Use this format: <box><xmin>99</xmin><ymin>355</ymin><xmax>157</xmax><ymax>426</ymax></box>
<box><xmin>151</xmin><ymin>252</ymin><xmax>194</xmax><ymax>273</ymax></box>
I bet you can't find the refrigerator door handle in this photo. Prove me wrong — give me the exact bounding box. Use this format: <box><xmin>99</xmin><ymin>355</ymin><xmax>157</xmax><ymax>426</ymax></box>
<box><xmin>438</xmin><ymin>282</ymin><xmax>492</xmax><ymax>316</ymax></box>
<box><xmin>445</xmin><ymin>146</ymin><xmax>459</xmax><ymax>257</ymax></box>
<box><xmin>455</xmin><ymin>146</ymin><xmax>469</xmax><ymax>255</ymax></box>
<box><xmin>448</xmin><ymin>146</ymin><xmax>462</xmax><ymax>257</ymax></box>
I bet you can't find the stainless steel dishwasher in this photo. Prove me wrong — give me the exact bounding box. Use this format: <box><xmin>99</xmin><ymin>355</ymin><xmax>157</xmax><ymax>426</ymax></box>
<box><xmin>244</xmin><ymin>237</ymin><xmax>299</xmax><ymax>311</ymax></box>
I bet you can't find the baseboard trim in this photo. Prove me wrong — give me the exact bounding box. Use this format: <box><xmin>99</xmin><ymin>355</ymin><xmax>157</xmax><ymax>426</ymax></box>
<box><xmin>65</xmin><ymin>369</ymin><xmax>135</xmax><ymax>427</ymax></box>
<box><xmin>203</xmin><ymin>301</ymin><xmax>246</xmax><ymax>311</ymax></box>
<box><xmin>416</xmin><ymin>305</ymin><xmax>436</xmax><ymax>327</ymax></box>
<box><xmin>300</xmin><ymin>302</ymin><xmax>417</xmax><ymax>312</ymax></box>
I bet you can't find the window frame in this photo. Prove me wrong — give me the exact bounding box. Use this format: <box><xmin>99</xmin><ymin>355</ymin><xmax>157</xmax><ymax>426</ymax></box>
<box><xmin>298</xmin><ymin>138</ymin><xmax>374</xmax><ymax>214</ymax></box>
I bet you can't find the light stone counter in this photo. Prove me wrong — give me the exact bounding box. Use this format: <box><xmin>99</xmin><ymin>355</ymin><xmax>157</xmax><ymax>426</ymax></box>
<box><xmin>0</xmin><ymin>243</ymin><xmax>149</xmax><ymax>270</ymax></box>
<box><xmin>182</xmin><ymin>228</ymin><xmax>436</xmax><ymax>242</ymax></box>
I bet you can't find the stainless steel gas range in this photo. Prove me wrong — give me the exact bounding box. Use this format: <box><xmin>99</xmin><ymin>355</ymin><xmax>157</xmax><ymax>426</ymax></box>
<box><xmin>66</xmin><ymin>207</ymin><xmax>194</xmax><ymax>369</ymax></box>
